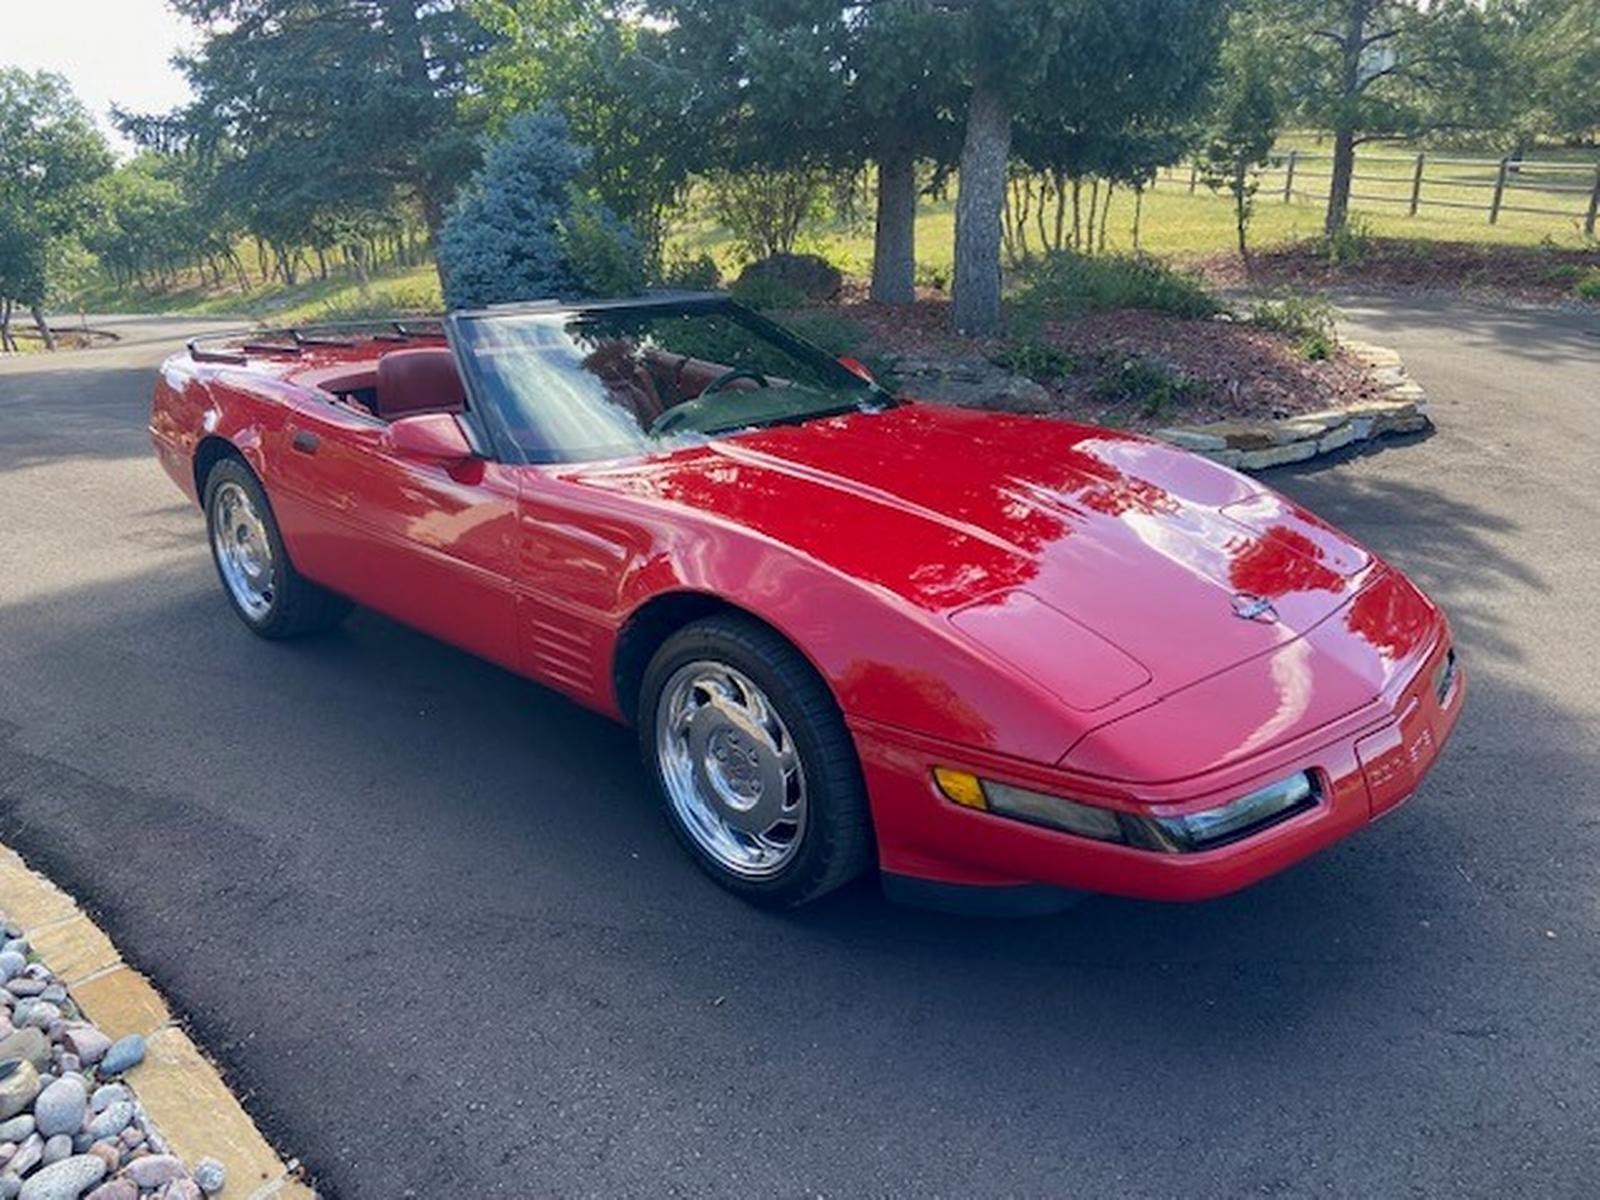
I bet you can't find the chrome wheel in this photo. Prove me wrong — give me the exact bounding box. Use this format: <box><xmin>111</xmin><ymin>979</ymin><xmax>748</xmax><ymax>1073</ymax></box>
<box><xmin>211</xmin><ymin>480</ymin><xmax>275</xmax><ymax>620</ymax></box>
<box><xmin>655</xmin><ymin>661</ymin><xmax>807</xmax><ymax>878</ymax></box>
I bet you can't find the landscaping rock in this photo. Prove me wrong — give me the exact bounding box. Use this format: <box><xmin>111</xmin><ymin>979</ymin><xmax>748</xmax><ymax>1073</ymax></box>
<box><xmin>84</xmin><ymin>1106</ymin><xmax>131</xmax><ymax>1144</ymax></box>
<box><xmin>14</xmin><ymin>1004</ymin><xmax>59</xmax><ymax>1033</ymax></box>
<box><xmin>887</xmin><ymin>355</ymin><xmax>1054</xmax><ymax>413</ymax></box>
<box><xmin>83</xmin><ymin>1182</ymin><xmax>135</xmax><ymax>1200</ymax></box>
<box><xmin>1237</xmin><ymin>440</ymin><xmax>1319</xmax><ymax>470</ymax></box>
<box><xmin>0</xmin><ymin>958</ymin><xmax>23</xmax><ymax>986</ymax></box>
<box><xmin>1153</xmin><ymin>427</ymin><xmax>1227</xmax><ymax>452</ymax></box>
<box><xmin>0</xmin><ymin>1175</ymin><xmax>19</xmax><ymax>1200</ymax></box>
<box><xmin>56</xmin><ymin>1032</ymin><xmax>107</xmax><ymax>1072</ymax></box>
<box><xmin>33</xmin><ymin>1078</ymin><xmax>86</xmax><ymax>1138</ymax></box>
<box><xmin>82</xmin><ymin>1146</ymin><xmax>116</xmax><ymax>1177</ymax></box>
<box><xmin>94</xmin><ymin>1041</ymin><xmax>141</xmax><ymax>1079</ymax></box>
<box><xmin>0</xmin><ymin>1036</ymin><xmax>48</xmax><ymax>1080</ymax></box>
<box><xmin>0</xmin><ymin>944</ymin><xmax>27</xmax><ymax>960</ymax></box>
<box><xmin>0</xmin><ymin>1062</ymin><xmax>40</xmax><ymax>1123</ymax></box>
<box><xmin>161</xmin><ymin>1182</ymin><xmax>202</xmax><ymax>1200</ymax></box>
<box><xmin>84</xmin><ymin>1091</ymin><xmax>123</xmax><ymax>1118</ymax></box>
<box><xmin>41</xmin><ymin>1135</ymin><xmax>71</xmax><ymax>1168</ymax></box>
<box><xmin>120</xmin><ymin>1155</ymin><xmax>184</xmax><ymax>1189</ymax></box>
<box><xmin>189</xmin><ymin>1159</ymin><xmax>223</xmax><ymax>1196</ymax></box>
<box><xmin>3</xmin><ymin>984</ymin><xmax>43</xmax><ymax>1001</ymax></box>
<box><xmin>17</xmin><ymin>1154</ymin><xmax>107</xmax><ymax>1200</ymax></box>
<box><xmin>0</xmin><ymin>1119</ymin><xmax>33</xmax><ymax>1145</ymax></box>
<box><xmin>6</xmin><ymin>1137</ymin><xmax>40</xmax><ymax>1178</ymax></box>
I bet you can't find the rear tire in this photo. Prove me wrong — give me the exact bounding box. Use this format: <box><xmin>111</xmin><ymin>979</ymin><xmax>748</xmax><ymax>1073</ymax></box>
<box><xmin>639</xmin><ymin>614</ymin><xmax>873</xmax><ymax>907</ymax></box>
<box><xmin>203</xmin><ymin>457</ymin><xmax>351</xmax><ymax>639</ymax></box>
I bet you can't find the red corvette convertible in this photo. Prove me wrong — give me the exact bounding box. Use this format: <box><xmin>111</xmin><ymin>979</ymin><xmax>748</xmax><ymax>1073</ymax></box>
<box><xmin>151</xmin><ymin>294</ymin><xmax>1461</xmax><ymax>912</ymax></box>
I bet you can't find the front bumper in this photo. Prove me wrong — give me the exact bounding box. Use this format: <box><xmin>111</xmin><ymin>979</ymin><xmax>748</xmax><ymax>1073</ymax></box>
<box><xmin>852</xmin><ymin>631</ymin><xmax>1463</xmax><ymax>906</ymax></box>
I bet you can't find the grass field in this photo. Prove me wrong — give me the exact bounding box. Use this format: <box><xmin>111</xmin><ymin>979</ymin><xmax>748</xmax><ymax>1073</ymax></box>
<box><xmin>71</xmin><ymin>141</ymin><xmax>1597</xmax><ymax>320</ymax></box>
<box><xmin>672</xmin><ymin>140</ymin><xmax>1600</xmax><ymax>279</ymax></box>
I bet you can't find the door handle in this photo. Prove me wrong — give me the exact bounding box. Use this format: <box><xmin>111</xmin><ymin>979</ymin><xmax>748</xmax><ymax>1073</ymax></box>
<box><xmin>291</xmin><ymin>430</ymin><xmax>320</xmax><ymax>455</ymax></box>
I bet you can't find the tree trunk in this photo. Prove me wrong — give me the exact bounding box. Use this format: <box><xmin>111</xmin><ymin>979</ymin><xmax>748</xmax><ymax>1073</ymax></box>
<box><xmin>1325</xmin><ymin>0</ymin><xmax>1369</xmax><ymax>236</ymax></box>
<box><xmin>1235</xmin><ymin>157</ymin><xmax>1251</xmax><ymax>259</ymax></box>
<box><xmin>870</xmin><ymin>148</ymin><xmax>918</xmax><ymax>303</ymax></box>
<box><xmin>1132</xmin><ymin>185</ymin><xmax>1144</xmax><ymax>251</ymax></box>
<box><xmin>951</xmin><ymin>76</ymin><xmax>1011</xmax><ymax>335</ymax></box>
<box><xmin>1</xmin><ymin>299</ymin><xmax>14</xmax><ymax>353</ymax></box>
<box><xmin>30</xmin><ymin>305</ymin><xmax>56</xmax><ymax>351</ymax></box>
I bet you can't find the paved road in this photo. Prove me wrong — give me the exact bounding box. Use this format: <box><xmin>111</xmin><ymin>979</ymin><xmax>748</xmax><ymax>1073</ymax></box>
<box><xmin>2</xmin><ymin>302</ymin><xmax>1597</xmax><ymax>1198</ymax></box>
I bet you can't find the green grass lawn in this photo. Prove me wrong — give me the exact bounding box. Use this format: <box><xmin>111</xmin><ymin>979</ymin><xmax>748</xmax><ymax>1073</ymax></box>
<box><xmin>77</xmin><ymin>260</ymin><xmax>443</xmax><ymax>324</ymax></box>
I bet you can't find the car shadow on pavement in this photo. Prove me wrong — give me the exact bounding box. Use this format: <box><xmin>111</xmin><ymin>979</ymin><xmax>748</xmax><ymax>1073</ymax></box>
<box><xmin>1</xmin><ymin>513</ymin><xmax>1595</xmax><ymax>1195</ymax></box>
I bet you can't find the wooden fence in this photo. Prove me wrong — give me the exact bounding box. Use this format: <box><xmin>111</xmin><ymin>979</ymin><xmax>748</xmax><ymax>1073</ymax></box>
<box><xmin>1155</xmin><ymin>149</ymin><xmax>1600</xmax><ymax>235</ymax></box>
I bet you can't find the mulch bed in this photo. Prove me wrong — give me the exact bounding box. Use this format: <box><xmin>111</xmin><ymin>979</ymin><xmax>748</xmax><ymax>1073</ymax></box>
<box><xmin>1194</xmin><ymin>238</ymin><xmax>1600</xmax><ymax>305</ymax></box>
<box><xmin>812</xmin><ymin>287</ymin><xmax>1387</xmax><ymax>433</ymax></box>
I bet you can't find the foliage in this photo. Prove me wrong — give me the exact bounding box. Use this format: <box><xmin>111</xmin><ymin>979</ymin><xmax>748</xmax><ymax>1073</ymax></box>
<box><xmin>0</xmin><ymin>69</ymin><xmax>113</xmax><ymax>330</ymax></box>
<box><xmin>733</xmin><ymin>254</ymin><xmax>843</xmax><ymax>304</ymax></box>
<box><xmin>1577</xmin><ymin>271</ymin><xmax>1600</xmax><ymax>301</ymax></box>
<box><xmin>1015</xmin><ymin>251</ymin><xmax>1220</xmax><ymax>320</ymax></box>
<box><xmin>1246</xmin><ymin>291</ymin><xmax>1339</xmax><ymax>358</ymax></box>
<box><xmin>727</xmin><ymin>275</ymin><xmax>810</xmax><ymax>313</ymax></box>
<box><xmin>656</xmin><ymin>247</ymin><xmax>721</xmax><ymax>291</ymax></box>
<box><xmin>1090</xmin><ymin>355</ymin><xmax>1206</xmax><ymax>418</ymax></box>
<box><xmin>438</xmin><ymin>110</ymin><xmax>642</xmax><ymax>309</ymax></box>
<box><xmin>989</xmin><ymin>340</ymin><xmax>1078</xmax><ymax>381</ymax></box>
<box><xmin>781</xmin><ymin>312</ymin><xmax>867</xmax><ymax>358</ymax></box>
<box><xmin>1200</xmin><ymin>14</ymin><xmax>1284</xmax><ymax>259</ymax></box>
<box><xmin>708</xmin><ymin>168</ymin><xmax>828</xmax><ymax>262</ymax></box>
<box><xmin>1317</xmin><ymin>215</ymin><xmax>1376</xmax><ymax>266</ymax></box>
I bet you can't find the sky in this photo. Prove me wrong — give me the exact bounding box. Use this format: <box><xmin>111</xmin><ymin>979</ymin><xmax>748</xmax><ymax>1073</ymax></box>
<box><xmin>2</xmin><ymin>0</ymin><xmax>197</xmax><ymax>156</ymax></box>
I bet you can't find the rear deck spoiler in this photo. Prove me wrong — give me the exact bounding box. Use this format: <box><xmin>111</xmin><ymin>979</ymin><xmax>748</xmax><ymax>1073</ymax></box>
<box><xmin>186</xmin><ymin>318</ymin><xmax>447</xmax><ymax>364</ymax></box>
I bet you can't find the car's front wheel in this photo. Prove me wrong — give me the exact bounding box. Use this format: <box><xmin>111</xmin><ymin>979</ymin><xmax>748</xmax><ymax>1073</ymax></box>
<box><xmin>203</xmin><ymin>457</ymin><xmax>350</xmax><ymax>638</ymax></box>
<box><xmin>639</xmin><ymin>615</ymin><xmax>873</xmax><ymax>907</ymax></box>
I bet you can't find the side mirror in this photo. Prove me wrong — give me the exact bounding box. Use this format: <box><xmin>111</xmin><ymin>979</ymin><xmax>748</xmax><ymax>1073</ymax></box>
<box><xmin>383</xmin><ymin>412</ymin><xmax>475</xmax><ymax>466</ymax></box>
<box><xmin>837</xmin><ymin>355</ymin><xmax>876</xmax><ymax>385</ymax></box>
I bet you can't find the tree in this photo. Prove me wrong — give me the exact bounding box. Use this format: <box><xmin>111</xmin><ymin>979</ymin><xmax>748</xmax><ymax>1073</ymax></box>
<box><xmin>1263</xmin><ymin>0</ymin><xmax>1510</xmax><ymax>234</ymax></box>
<box><xmin>170</xmin><ymin>0</ymin><xmax>494</xmax><ymax>288</ymax></box>
<box><xmin>1200</xmin><ymin>18</ymin><xmax>1283</xmax><ymax>260</ymax></box>
<box><xmin>437</xmin><ymin>110</ymin><xmax>642</xmax><ymax>308</ymax></box>
<box><xmin>0</xmin><ymin>69</ymin><xmax>112</xmax><ymax>349</ymax></box>
<box><xmin>1502</xmin><ymin>0</ymin><xmax>1600</xmax><ymax>148</ymax></box>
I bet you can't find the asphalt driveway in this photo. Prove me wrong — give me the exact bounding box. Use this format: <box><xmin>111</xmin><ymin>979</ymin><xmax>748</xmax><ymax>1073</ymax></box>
<box><xmin>1</xmin><ymin>300</ymin><xmax>1597</xmax><ymax>1197</ymax></box>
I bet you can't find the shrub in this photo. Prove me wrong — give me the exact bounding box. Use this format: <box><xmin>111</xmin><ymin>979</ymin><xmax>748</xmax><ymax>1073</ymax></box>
<box><xmin>914</xmin><ymin>262</ymin><xmax>950</xmax><ymax>293</ymax></box>
<box><xmin>1577</xmin><ymin>270</ymin><xmax>1600</xmax><ymax>301</ymax></box>
<box><xmin>735</xmin><ymin>253</ymin><xmax>842</xmax><ymax>304</ymax></box>
<box><xmin>1245</xmin><ymin>291</ymin><xmax>1338</xmax><ymax>360</ymax></box>
<box><xmin>782</xmin><ymin>312</ymin><xmax>866</xmax><ymax>358</ymax></box>
<box><xmin>728</xmin><ymin>274</ymin><xmax>809</xmax><ymax>312</ymax></box>
<box><xmin>439</xmin><ymin>110</ymin><xmax>643</xmax><ymax>309</ymax></box>
<box><xmin>708</xmin><ymin>166</ymin><xmax>825</xmax><ymax>261</ymax></box>
<box><xmin>1014</xmin><ymin>251</ymin><xmax>1218</xmax><ymax>320</ymax></box>
<box><xmin>990</xmin><ymin>339</ymin><xmax>1076</xmax><ymax>381</ymax></box>
<box><xmin>1089</xmin><ymin>355</ymin><xmax>1204</xmax><ymax>419</ymax></box>
<box><xmin>657</xmin><ymin>247</ymin><xmax>721</xmax><ymax>291</ymax></box>
<box><xmin>1318</xmin><ymin>216</ymin><xmax>1374</xmax><ymax>267</ymax></box>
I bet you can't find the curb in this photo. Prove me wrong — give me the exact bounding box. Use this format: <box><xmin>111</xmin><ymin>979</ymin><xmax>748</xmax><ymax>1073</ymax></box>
<box><xmin>1152</xmin><ymin>339</ymin><xmax>1431</xmax><ymax>470</ymax></box>
<box><xmin>0</xmin><ymin>843</ymin><xmax>314</xmax><ymax>1199</ymax></box>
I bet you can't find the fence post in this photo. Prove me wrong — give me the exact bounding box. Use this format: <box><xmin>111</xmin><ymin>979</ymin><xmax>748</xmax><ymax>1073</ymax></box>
<box><xmin>1188</xmin><ymin>163</ymin><xmax>1198</xmax><ymax>194</ymax></box>
<box><xmin>1586</xmin><ymin>163</ymin><xmax>1600</xmax><ymax>238</ymax></box>
<box><xmin>1408</xmin><ymin>152</ymin><xmax>1425</xmax><ymax>216</ymax></box>
<box><xmin>1282</xmin><ymin>150</ymin><xmax>1297</xmax><ymax>202</ymax></box>
<box><xmin>1488</xmin><ymin>156</ymin><xmax>1509</xmax><ymax>224</ymax></box>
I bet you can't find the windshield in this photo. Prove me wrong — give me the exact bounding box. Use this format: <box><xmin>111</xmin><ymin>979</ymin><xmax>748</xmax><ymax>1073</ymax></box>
<box><xmin>453</xmin><ymin>300</ymin><xmax>890</xmax><ymax>464</ymax></box>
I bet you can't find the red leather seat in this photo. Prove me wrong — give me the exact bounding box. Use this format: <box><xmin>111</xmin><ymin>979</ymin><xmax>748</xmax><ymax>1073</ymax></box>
<box><xmin>375</xmin><ymin>348</ymin><xmax>466</xmax><ymax>420</ymax></box>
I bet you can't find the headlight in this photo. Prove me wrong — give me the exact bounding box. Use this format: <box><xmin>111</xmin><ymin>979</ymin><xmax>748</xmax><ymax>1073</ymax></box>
<box><xmin>933</xmin><ymin>768</ymin><xmax>1319</xmax><ymax>853</ymax></box>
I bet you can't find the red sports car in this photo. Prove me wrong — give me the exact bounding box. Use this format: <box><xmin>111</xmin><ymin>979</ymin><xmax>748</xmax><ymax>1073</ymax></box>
<box><xmin>151</xmin><ymin>294</ymin><xmax>1461</xmax><ymax>912</ymax></box>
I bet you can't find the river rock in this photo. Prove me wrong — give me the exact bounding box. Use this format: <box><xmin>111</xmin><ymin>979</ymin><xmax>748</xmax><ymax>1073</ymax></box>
<box><xmin>0</xmin><ymin>1036</ymin><xmax>46</xmax><ymax>1081</ymax></box>
<box><xmin>6</xmin><ymin>1136</ymin><xmax>40</xmax><ymax>1178</ymax></box>
<box><xmin>162</xmin><ymin>1181</ymin><xmax>202</xmax><ymax>1200</ymax></box>
<box><xmin>0</xmin><ymin>1174</ymin><xmax>19</xmax><ymax>1200</ymax></box>
<box><xmin>120</xmin><ymin>1156</ymin><xmax>184</xmax><ymax>1189</ymax></box>
<box><xmin>190</xmin><ymin>1158</ymin><xmax>223</xmax><ymax>1195</ymax></box>
<box><xmin>94</xmin><ymin>1041</ymin><xmax>142</xmax><ymax>1079</ymax></box>
<box><xmin>0</xmin><ymin>984</ymin><xmax>41</xmax><ymax>1001</ymax></box>
<box><xmin>33</xmin><ymin>1077</ymin><xmax>87</xmax><ymax>1137</ymax></box>
<box><xmin>56</xmin><ymin>1031</ymin><xmax>106</xmax><ymax>1073</ymax></box>
<box><xmin>0</xmin><ymin>1062</ymin><xmax>39</xmax><ymax>1123</ymax></box>
<box><xmin>83</xmin><ymin>1144</ymin><xmax>117</xmax><ymax>1176</ymax></box>
<box><xmin>40</xmin><ymin>1136</ymin><xmax>70</xmax><ymax>1168</ymax></box>
<box><xmin>0</xmin><ymin>1119</ymin><xmax>31</xmax><ymax>1145</ymax></box>
<box><xmin>36</xmin><ymin>988</ymin><xmax>64</xmax><ymax>1008</ymax></box>
<box><xmin>14</xmin><ymin>1004</ymin><xmax>58</xmax><ymax>1033</ymax></box>
<box><xmin>85</xmin><ymin>1090</ymin><xmax>123</xmax><ymax>1119</ymax></box>
<box><xmin>0</xmin><ymin>943</ymin><xmax>26</xmax><ymax>959</ymax></box>
<box><xmin>17</xmin><ymin>1154</ymin><xmax>107</xmax><ymax>1200</ymax></box>
<box><xmin>84</xmin><ymin>1182</ymin><xmax>135</xmax><ymax>1200</ymax></box>
<box><xmin>0</xmin><ymin>958</ymin><xmax>22</xmax><ymax>986</ymax></box>
<box><xmin>83</xmin><ymin>1106</ymin><xmax>131</xmax><ymax>1145</ymax></box>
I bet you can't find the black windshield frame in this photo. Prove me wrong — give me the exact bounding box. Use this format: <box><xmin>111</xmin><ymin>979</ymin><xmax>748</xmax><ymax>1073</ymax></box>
<box><xmin>443</xmin><ymin>294</ymin><xmax>896</xmax><ymax>466</ymax></box>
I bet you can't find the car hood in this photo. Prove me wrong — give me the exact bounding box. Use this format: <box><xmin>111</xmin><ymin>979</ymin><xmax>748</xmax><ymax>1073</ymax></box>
<box><xmin>571</xmin><ymin>402</ymin><xmax>1377</xmax><ymax>709</ymax></box>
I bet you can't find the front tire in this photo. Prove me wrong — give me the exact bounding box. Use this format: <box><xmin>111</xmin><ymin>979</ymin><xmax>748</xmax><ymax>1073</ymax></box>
<box><xmin>639</xmin><ymin>615</ymin><xmax>874</xmax><ymax>908</ymax></box>
<box><xmin>203</xmin><ymin>457</ymin><xmax>350</xmax><ymax>638</ymax></box>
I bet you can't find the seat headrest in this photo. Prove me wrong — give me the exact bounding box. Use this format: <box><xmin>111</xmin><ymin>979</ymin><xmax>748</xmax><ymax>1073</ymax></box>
<box><xmin>376</xmin><ymin>348</ymin><xmax>466</xmax><ymax>419</ymax></box>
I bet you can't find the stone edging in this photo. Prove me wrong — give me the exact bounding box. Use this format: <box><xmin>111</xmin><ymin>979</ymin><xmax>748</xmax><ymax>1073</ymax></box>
<box><xmin>1152</xmin><ymin>340</ymin><xmax>1430</xmax><ymax>470</ymax></box>
<box><xmin>0</xmin><ymin>842</ymin><xmax>313</xmax><ymax>1198</ymax></box>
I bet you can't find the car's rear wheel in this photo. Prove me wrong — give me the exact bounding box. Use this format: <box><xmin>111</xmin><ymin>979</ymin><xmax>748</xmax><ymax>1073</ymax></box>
<box><xmin>203</xmin><ymin>457</ymin><xmax>350</xmax><ymax>638</ymax></box>
<box><xmin>639</xmin><ymin>615</ymin><xmax>873</xmax><ymax>907</ymax></box>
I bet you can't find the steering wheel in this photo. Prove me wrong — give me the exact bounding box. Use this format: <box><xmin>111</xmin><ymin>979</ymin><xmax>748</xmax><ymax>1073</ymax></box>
<box><xmin>649</xmin><ymin>368</ymin><xmax>771</xmax><ymax>436</ymax></box>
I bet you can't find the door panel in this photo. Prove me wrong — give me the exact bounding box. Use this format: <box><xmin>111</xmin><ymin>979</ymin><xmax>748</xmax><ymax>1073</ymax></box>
<box><xmin>269</xmin><ymin>399</ymin><xmax>521</xmax><ymax>671</ymax></box>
